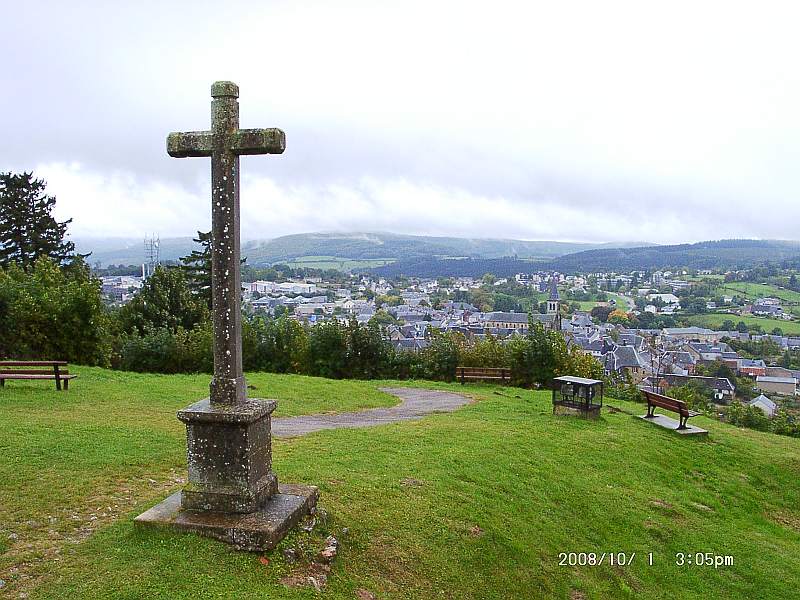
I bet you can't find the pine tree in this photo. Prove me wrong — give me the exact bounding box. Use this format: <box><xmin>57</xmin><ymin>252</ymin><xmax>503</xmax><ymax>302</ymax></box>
<box><xmin>179</xmin><ymin>230</ymin><xmax>213</xmax><ymax>309</ymax></box>
<box><xmin>0</xmin><ymin>172</ymin><xmax>76</xmax><ymax>270</ymax></box>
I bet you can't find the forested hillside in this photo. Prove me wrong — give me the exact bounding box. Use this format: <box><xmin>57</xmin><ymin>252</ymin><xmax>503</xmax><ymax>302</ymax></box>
<box><xmin>373</xmin><ymin>239</ymin><xmax>800</xmax><ymax>276</ymax></box>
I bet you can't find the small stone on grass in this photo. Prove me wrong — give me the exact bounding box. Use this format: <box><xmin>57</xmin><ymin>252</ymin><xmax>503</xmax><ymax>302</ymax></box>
<box><xmin>400</xmin><ymin>477</ymin><xmax>425</xmax><ymax>487</ymax></box>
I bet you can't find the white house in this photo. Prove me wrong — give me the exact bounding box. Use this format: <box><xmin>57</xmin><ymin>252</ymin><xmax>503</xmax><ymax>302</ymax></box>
<box><xmin>646</xmin><ymin>293</ymin><xmax>680</xmax><ymax>305</ymax></box>
<box><xmin>748</xmin><ymin>394</ymin><xmax>778</xmax><ymax>417</ymax></box>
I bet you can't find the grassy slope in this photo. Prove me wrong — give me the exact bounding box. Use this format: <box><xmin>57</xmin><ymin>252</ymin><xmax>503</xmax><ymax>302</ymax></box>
<box><xmin>718</xmin><ymin>282</ymin><xmax>800</xmax><ymax>317</ymax></box>
<box><xmin>0</xmin><ymin>370</ymin><xmax>799</xmax><ymax>599</ymax></box>
<box><xmin>686</xmin><ymin>313</ymin><xmax>800</xmax><ymax>335</ymax></box>
<box><xmin>284</xmin><ymin>256</ymin><xmax>397</xmax><ymax>271</ymax></box>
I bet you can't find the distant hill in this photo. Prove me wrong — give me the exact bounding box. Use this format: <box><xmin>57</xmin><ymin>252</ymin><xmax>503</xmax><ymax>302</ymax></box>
<box><xmin>76</xmin><ymin>232</ymin><xmax>650</xmax><ymax>268</ymax></box>
<box><xmin>372</xmin><ymin>239</ymin><xmax>800</xmax><ymax>277</ymax></box>
<box><xmin>544</xmin><ymin>239</ymin><xmax>800</xmax><ymax>273</ymax></box>
<box><xmin>77</xmin><ymin>235</ymin><xmax>800</xmax><ymax>274</ymax></box>
<box><xmin>371</xmin><ymin>257</ymin><xmax>544</xmax><ymax>278</ymax></box>
<box><xmin>74</xmin><ymin>237</ymin><xmax>196</xmax><ymax>267</ymax></box>
<box><xmin>241</xmin><ymin>232</ymin><xmax>650</xmax><ymax>265</ymax></box>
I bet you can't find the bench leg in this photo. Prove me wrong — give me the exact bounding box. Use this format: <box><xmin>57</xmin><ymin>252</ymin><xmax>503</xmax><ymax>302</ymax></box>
<box><xmin>678</xmin><ymin>415</ymin><xmax>688</xmax><ymax>430</ymax></box>
<box><xmin>645</xmin><ymin>404</ymin><xmax>654</xmax><ymax>418</ymax></box>
<box><xmin>64</xmin><ymin>379</ymin><xmax>69</xmax><ymax>391</ymax></box>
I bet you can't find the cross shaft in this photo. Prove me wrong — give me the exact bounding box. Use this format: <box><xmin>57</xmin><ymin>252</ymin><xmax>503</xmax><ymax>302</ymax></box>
<box><xmin>167</xmin><ymin>81</ymin><xmax>285</xmax><ymax>405</ymax></box>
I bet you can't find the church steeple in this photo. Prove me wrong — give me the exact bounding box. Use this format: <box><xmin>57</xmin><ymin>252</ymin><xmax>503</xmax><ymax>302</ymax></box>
<box><xmin>547</xmin><ymin>276</ymin><xmax>560</xmax><ymax>314</ymax></box>
<box><xmin>547</xmin><ymin>275</ymin><xmax>561</xmax><ymax>331</ymax></box>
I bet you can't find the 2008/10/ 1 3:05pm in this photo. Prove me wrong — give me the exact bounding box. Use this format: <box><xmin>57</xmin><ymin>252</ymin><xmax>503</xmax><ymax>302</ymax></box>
<box><xmin>558</xmin><ymin>552</ymin><xmax>734</xmax><ymax>569</ymax></box>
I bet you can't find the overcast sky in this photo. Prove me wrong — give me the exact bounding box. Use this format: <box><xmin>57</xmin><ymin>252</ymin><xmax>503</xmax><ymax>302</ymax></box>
<box><xmin>3</xmin><ymin>1</ymin><xmax>799</xmax><ymax>244</ymax></box>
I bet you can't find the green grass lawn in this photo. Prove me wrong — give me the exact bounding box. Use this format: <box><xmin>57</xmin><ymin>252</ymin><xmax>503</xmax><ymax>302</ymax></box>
<box><xmin>686</xmin><ymin>312</ymin><xmax>800</xmax><ymax>335</ymax></box>
<box><xmin>2</xmin><ymin>368</ymin><xmax>800</xmax><ymax>599</ymax></box>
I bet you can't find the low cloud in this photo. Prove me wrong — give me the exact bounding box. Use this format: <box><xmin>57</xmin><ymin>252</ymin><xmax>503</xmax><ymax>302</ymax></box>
<box><xmin>39</xmin><ymin>162</ymin><xmax>796</xmax><ymax>245</ymax></box>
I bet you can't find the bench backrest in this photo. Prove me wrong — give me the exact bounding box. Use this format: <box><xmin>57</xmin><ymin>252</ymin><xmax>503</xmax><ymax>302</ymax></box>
<box><xmin>0</xmin><ymin>361</ymin><xmax>69</xmax><ymax>378</ymax></box>
<box><xmin>643</xmin><ymin>390</ymin><xmax>688</xmax><ymax>416</ymax></box>
<box><xmin>0</xmin><ymin>361</ymin><xmax>68</xmax><ymax>367</ymax></box>
<box><xmin>0</xmin><ymin>369</ymin><xmax>70</xmax><ymax>375</ymax></box>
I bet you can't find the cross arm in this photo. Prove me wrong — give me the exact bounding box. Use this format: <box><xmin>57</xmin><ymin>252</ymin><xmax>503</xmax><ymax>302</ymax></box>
<box><xmin>167</xmin><ymin>131</ymin><xmax>213</xmax><ymax>158</ymax></box>
<box><xmin>231</xmin><ymin>128</ymin><xmax>286</xmax><ymax>155</ymax></box>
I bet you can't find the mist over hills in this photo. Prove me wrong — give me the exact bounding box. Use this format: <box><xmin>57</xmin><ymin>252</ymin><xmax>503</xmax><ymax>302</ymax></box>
<box><xmin>75</xmin><ymin>233</ymin><xmax>800</xmax><ymax>276</ymax></box>
<box><xmin>74</xmin><ymin>236</ymin><xmax>196</xmax><ymax>267</ymax></box>
<box><xmin>240</xmin><ymin>232</ymin><xmax>650</xmax><ymax>264</ymax></box>
<box><xmin>75</xmin><ymin>232</ymin><xmax>648</xmax><ymax>267</ymax></box>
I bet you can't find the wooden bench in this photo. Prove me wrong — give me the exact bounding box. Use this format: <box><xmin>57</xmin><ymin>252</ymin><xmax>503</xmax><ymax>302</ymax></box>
<box><xmin>456</xmin><ymin>366</ymin><xmax>511</xmax><ymax>385</ymax></box>
<box><xmin>642</xmin><ymin>390</ymin><xmax>700</xmax><ymax>430</ymax></box>
<box><xmin>0</xmin><ymin>361</ymin><xmax>77</xmax><ymax>391</ymax></box>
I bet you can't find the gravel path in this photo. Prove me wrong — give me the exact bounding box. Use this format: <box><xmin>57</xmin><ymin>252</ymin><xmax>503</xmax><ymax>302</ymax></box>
<box><xmin>271</xmin><ymin>387</ymin><xmax>472</xmax><ymax>438</ymax></box>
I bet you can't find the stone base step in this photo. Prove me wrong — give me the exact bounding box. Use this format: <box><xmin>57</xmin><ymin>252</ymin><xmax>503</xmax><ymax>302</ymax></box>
<box><xmin>134</xmin><ymin>483</ymin><xmax>319</xmax><ymax>551</ymax></box>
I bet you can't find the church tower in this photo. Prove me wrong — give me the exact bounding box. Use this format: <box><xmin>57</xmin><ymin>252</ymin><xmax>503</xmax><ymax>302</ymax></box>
<box><xmin>547</xmin><ymin>275</ymin><xmax>561</xmax><ymax>330</ymax></box>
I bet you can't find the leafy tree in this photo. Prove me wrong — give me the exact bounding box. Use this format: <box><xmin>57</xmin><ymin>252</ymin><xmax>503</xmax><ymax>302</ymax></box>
<box><xmin>0</xmin><ymin>172</ymin><xmax>77</xmax><ymax>270</ymax></box>
<box><xmin>470</xmin><ymin>288</ymin><xmax>494</xmax><ymax>312</ymax></box>
<box><xmin>370</xmin><ymin>310</ymin><xmax>399</xmax><ymax>326</ymax></box>
<box><xmin>345</xmin><ymin>318</ymin><xmax>391</xmax><ymax>378</ymax></box>
<box><xmin>418</xmin><ymin>330</ymin><xmax>461</xmax><ymax>381</ymax></box>
<box><xmin>247</xmin><ymin>315</ymin><xmax>307</xmax><ymax>373</ymax></box>
<box><xmin>179</xmin><ymin>230</ymin><xmax>212</xmax><ymax>309</ymax></box>
<box><xmin>469</xmin><ymin>334</ymin><xmax>508</xmax><ymax>367</ymax></box>
<box><xmin>608</xmin><ymin>309</ymin><xmax>630</xmax><ymax>325</ymax></box>
<box><xmin>666</xmin><ymin>382</ymin><xmax>712</xmax><ymax>412</ymax></box>
<box><xmin>590</xmin><ymin>305</ymin><xmax>614</xmax><ymax>322</ymax></box>
<box><xmin>0</xmin><ymin>256</ymin><xmax>110</xmax><ymax>364</ymax></box>
<box><xmin>726</xmin><ymin>401</ymin><xmax>772</xmax><ymax>432</ymax></box>
<box><xmin>306</xmin><ymin>320</ymin><xmax>348</xmax><ymax>378</ymax></box>
<box><xmin>117</xmin><ymin>266</ymin><xmax>208</xmax><ymax>335</ymax></box>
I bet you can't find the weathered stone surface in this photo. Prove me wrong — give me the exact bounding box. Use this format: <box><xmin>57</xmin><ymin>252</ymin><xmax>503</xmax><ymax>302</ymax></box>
<box><xmin>134</xmin><ymin>484</ymin><xmax>319</xmax><ymax>552</ymax></box>
<box><xmin>178</xmin><ymin>398</ymin><xmax>278</xmax><ymax>512</ymax></box>
<box><xmin>135</xmin><ymin>81</ymin><xmax>315</xmax><ymax>551</ymax></box>
<box><xmin>166</xmin><ymin>81</ymin><xmax>285</xmax><ymax>406</ymax></box>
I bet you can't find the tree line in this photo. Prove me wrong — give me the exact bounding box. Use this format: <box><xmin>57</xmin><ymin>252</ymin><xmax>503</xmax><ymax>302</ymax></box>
<box><xmin>0</xmin><ymin>172</ymin><xmax>603</xmax><ymax>389</ymax></box>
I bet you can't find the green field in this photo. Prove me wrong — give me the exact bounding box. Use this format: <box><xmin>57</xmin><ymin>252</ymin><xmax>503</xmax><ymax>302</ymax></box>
<box><xmin>686</xmin><ymin>312</ymin><xmax>800</xmax><ymax>335</ymax></box>
<box><xmin>718</xmin><ymin>282</ymin><xmax>800</xmax><ymax>317</ymax></box>
<box><xmin>607</xmin><ymin>292</ymin><xmax>634</xmax><ymax>310</ymax></box>
<box><xmin>575</xmin><ymin>300</ymin><xmax>601</xmax><ymax>311</ymax></box>
<box><xmin>685</xmin><ymin>274</ymin><xmax>726</xmax><ymax>282</ymax></box>
<box><xmin>2</xmin><ymin>368</ymin><xmax>800</xmax><ymax>599</ymax></box>
<box><xmin>572</xmin><ymin>293</ymin><xmax>631</xmax><ymax>312</ymax></box>
<box><xmin>282</xmin><ymin>255</ymin><xmax>396</xmax><ymax>271</ymax></box>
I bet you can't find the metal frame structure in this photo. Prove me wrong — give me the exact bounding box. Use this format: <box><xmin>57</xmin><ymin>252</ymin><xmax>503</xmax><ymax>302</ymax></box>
<box><xmin>551</xmin><ymin>376</ymin><xmax>604</xmax><ymax>418</ymax></box>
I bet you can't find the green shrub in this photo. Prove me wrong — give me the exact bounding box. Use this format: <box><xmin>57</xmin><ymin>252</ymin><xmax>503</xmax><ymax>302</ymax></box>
<box><xmin>0</xmin><ymin>257</ymin><xmax>110</xmax><ymax>365</ymax></box>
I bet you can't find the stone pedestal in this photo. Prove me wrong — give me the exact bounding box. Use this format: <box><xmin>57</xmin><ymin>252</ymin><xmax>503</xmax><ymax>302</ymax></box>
<box><xmin>178</xmin><ymin>398</ymin><xmax>278</xmax><ymax>513</ymax></box>
<box><xmin>135</xmin><ymin>397</ymin><xmax>318</xmax><ymax>551</ymax></box>
<box><xmin>138</xmin><ymin>82</ymin><xmax>317</xmax><ymax>552</ymax></box>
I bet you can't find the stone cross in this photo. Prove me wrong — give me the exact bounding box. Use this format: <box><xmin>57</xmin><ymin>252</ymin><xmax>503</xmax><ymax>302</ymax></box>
<box><xmin>167</xmin><ymin>81</ymin><xmax>285</xmax><ymax>405</ymax></box>
<box><xmin>134</xmin><ymin>82</ymin><xmax>316</xmax><ymax>548</ymax></box>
